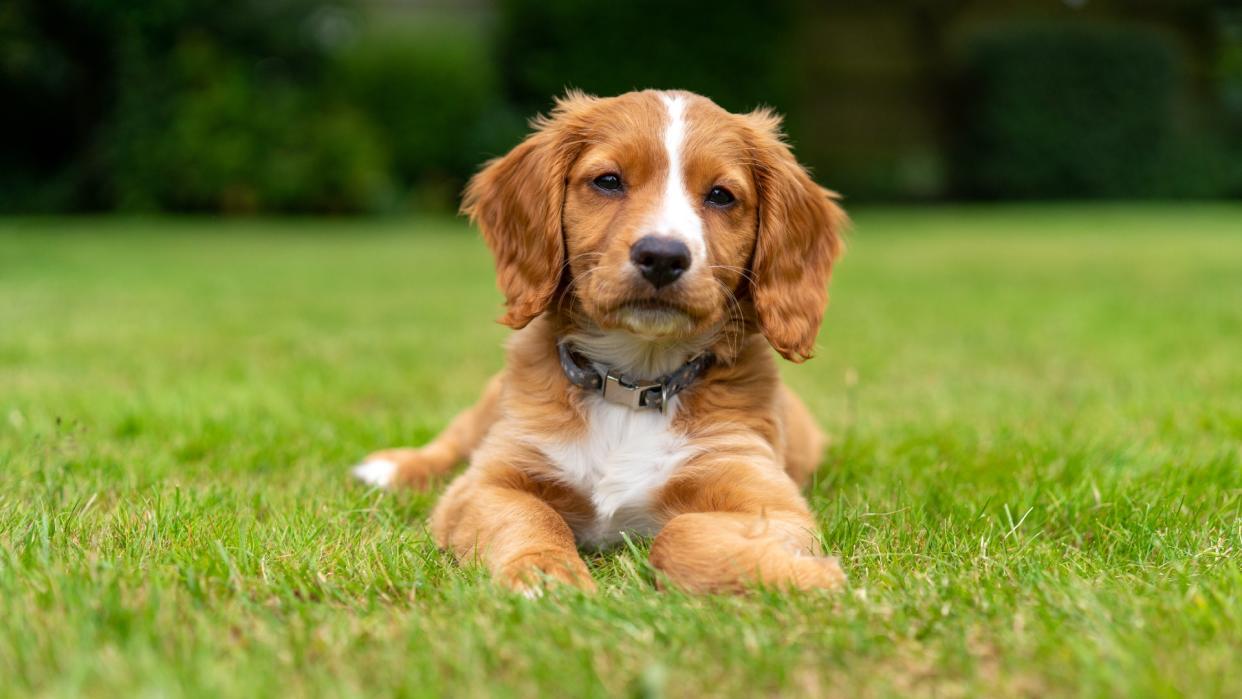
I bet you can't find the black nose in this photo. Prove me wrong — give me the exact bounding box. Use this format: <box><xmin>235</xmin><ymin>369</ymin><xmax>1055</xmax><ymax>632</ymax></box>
<box><xmin>630</xmin><ymin>236</ymin><xmax>691</xmax><ymax>289</ymax></box>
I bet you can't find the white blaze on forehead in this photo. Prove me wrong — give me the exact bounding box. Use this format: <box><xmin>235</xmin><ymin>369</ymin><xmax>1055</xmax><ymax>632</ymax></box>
<box><xmin>652</xmin><ymin>94</ymin><xmax>706</xmax><ymax>262</ymax></box>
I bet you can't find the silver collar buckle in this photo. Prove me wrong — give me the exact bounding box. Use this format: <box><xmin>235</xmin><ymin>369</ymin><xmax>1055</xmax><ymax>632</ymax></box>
<box><xmin>602</xmin><ymin>371</ymin><xmax>663</xmax><ymax>411</ymax></box>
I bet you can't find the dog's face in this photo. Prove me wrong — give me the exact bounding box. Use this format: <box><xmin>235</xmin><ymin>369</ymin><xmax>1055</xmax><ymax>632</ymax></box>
<box><xmin>558</xmin><ymin>92</ymin><xmax>761</xmax><ymax>342</ymax></box>
<box><xmin>463</xmin><ymin>90</ymin><xmax>845</xmax><ymax>361</ymax></box>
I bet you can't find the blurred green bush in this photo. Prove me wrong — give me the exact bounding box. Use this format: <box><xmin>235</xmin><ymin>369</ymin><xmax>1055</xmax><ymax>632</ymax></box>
<box><xmin>1</xmin><ymin>0</ymin><xmax>395</xmax><ymax>213</ymax></box>
<box><xmin>954</xmin><ymin>23</ymin><xmax>1240</xmax><ymax>199</ymax></box>
<box><xmin>109</xmin><ymin>36</ymin><xmax>391</xmax><ymax>213</ymax></box>
<box><xmin>333</xmin><ymin>22</ymin><xmax>523</xmax><ymax>212</ymax></box>
<box><xmin>493</xmin><ymin>0</ymin><xmax>797</xmax><ymax>117</ymax></box>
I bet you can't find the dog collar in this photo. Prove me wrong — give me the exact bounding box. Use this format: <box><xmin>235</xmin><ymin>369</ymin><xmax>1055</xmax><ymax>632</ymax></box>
<box><xmin>557</xmin><ymin>341</ymin><xmax>715</xmax><ymax>413</ymax></box>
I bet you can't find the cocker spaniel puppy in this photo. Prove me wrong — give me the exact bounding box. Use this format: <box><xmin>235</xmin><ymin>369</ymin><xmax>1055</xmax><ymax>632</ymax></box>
<box><xmin>354</xmin><ymin>90</ymin><xmax>847</xmax><ymax>595</ymax></box>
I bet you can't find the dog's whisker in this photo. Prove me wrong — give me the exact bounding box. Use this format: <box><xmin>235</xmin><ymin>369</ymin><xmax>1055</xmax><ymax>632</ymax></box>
<box><xmin>708</xmin><ymin>264</ymin><xmax>758</xmax><ymax>288</ymax></box>
<box><xmin>559</xmin><ymin>264</ymin><xmax>609</xmax><ymax>308</ymax></box>
<box><xmin>709</xmin><ymin>277</ymin><xmax>747</xmax><ymax>360</ymax></box>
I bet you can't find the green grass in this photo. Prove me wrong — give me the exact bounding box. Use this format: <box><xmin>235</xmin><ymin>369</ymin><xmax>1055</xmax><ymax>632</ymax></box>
<box><xmin>1</xmin><ymin>205</ymin><xmax>1240</xmax><ymax>698</ymax></box>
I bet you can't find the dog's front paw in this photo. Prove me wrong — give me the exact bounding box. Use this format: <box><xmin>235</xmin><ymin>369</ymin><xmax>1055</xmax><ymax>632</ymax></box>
<box><xmin>497</xmin><ymin>551</ymin><xmax>597</xmax><ymax>597</ymax></box>
<box><xmin>791</xmin><ymin>555</ymin><xmax>848</xmax><ymax>591</ymax></box>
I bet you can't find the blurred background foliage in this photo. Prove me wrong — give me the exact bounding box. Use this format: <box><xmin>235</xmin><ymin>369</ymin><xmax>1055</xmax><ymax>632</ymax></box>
<box><xmin>1</xmin><ymin>0</ymin><xmax>1239</xmax><ymax>214</ymax></box>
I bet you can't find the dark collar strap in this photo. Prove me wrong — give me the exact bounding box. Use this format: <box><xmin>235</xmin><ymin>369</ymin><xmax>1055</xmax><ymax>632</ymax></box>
<box><xmin>557</xmin><ymin>341</ymin><xmax>715</xmax><ymax>412</ymax></box>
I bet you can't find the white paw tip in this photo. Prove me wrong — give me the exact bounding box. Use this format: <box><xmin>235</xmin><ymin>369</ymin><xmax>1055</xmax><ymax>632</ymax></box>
<box><xmin>351</xmin><ymin>459</ymin><xmax>397</xmax><ymax>488</ymax></box>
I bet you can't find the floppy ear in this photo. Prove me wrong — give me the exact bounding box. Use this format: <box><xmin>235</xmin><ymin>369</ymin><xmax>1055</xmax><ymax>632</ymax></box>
<box><xmin>745</xmin><ymin>109</ymin><xmax>847</xmax><ymax>362</ymax></box>
<box><xmin>461</xmin><ymin>92</ymin><xmax>596</xmax><ymax>328</ymax></box>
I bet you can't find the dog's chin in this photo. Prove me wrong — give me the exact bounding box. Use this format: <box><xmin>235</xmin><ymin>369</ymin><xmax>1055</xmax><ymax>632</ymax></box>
<box><xmin>603</xmin><ymin>300</ymin><xmax>698</xmax><ymax>339</ymax></box>
<box><xmin>619</xmin><ymin>308</ymin><xmax>692</xmax><ymax>338</ymax></box>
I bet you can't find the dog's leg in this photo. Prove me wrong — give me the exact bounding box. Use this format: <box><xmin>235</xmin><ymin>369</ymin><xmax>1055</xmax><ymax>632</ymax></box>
<box><xmin>778</xmin><ymin>384</ymin><xmax>827</xmax><ymax>488</ymax></box>
<box><xmin>650</xmin><ymin>459</ymin><xmax>845</xmax><ymax>594</ymax></box>
<box><xmin>430</xmin><ymin>459</ymin><xmax>595</xmax><ymax>595</ymax></box>
<box><xmin>353</xmin><ymin>372</ymin><xmax>504</xmax><ymax>489</ymax></box>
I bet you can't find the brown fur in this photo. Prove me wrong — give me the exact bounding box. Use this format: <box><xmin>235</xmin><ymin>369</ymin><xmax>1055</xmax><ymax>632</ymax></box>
<box><xmin>363</xmin><ymin>90</ymin><xmax>847</xmax><ymax>595</ymax></box>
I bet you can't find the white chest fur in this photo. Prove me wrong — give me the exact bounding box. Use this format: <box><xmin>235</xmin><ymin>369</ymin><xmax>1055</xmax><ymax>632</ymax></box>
<box><xmin>535</xmin><ymin>395</ymin><xmax>695</xmax><ymax>548</ymax></box>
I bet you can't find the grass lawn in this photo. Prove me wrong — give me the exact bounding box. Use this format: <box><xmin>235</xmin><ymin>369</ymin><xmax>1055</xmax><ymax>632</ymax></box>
<box><xmin>1</xmin><ymin>205</ymin><xmax>1240</xmax><ymax>697</ymax></box>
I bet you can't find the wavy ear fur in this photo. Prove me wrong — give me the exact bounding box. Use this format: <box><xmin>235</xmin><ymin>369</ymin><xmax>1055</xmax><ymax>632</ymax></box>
<box><xmin>745</xmin><ymin>109</ymin><xmax>847</xmax><ymax>362</ymax></box>
<box><xmin>461</xmin><ymin>92</ymin><xmax>597</xmax><ymax>328</ymax></box>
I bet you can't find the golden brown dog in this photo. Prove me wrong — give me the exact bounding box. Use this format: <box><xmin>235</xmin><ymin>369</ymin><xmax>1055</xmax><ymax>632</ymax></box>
<box><xmin>353</xmin><ymin>89</ymin><xmax>847</xmax><ymax>595</ymax></box>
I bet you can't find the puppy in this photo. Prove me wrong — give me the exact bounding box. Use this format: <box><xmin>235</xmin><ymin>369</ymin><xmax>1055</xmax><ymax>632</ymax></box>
<box><xmin>354</xmin><ymin>90</ymin><xmax>847</xmax><ymax>594</ymax></box>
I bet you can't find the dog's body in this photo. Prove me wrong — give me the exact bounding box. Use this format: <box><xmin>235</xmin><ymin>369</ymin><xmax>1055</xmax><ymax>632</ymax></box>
<box><xmin>354</xmin><ymin>90</ymin><xmax>847</xmax><ymax>594</ymax></box>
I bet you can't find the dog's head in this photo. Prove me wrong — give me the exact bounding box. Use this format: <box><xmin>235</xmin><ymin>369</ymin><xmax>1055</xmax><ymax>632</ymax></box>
<box><xmin>462</xmin><ymin>90</ymin><xmax>845</xmax><ymax>362</ymax></box>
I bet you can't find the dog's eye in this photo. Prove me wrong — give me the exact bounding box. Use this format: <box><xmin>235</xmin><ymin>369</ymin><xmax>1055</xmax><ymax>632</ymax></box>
<box><xmin>592</xmin><ymin>173</ymin><xmax>623</xmax><ymax>192</ymax></box>
<box><xmin>706</xmin><ymin>186</ymin><xmax>735</xmax><ymax>207</ymax></box>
